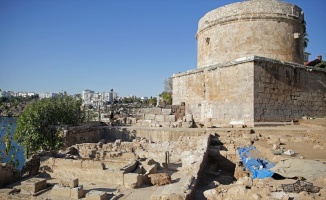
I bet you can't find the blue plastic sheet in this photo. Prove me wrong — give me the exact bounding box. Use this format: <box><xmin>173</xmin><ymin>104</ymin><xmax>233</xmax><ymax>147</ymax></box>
<box><xmin>238</xmin><ymin>146</ymin><xmax>275</xmax><ymax>179</ymax></box>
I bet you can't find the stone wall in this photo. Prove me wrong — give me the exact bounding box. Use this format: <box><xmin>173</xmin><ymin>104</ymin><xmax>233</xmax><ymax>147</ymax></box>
<box><xmin>63</xmin><ymin>122</ymin><xmax>107</xmax><ymax>148</ymax></box>
<box><xmin>39</xmin><ymin>157</ymin><xmax>134</xmax><ymax>185</ymax></box>
<box><xmin>197</xmin><ymin>0</ymin><xmax>304</xmax><ymax>67</ymax></box>
<box><xmin>173</xmin><ymin>58</ymin><xmax>255</xmax><ymax>127</ymax></box>
<box><xmin>173</xmin><ymin>56</ymin><xmax>326</xmax><ymax>126</ymax></box>
<box><xmin>254</xmin><ymin>59</ymin><xmax>326</xmax><ymax>121</ymax></box>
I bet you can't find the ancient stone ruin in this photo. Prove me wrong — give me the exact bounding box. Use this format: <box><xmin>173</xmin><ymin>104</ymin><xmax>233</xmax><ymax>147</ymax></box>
<box><xmin>1</xmin><ymin>0</ymin><xmax>326</xmax><ymax>200</ymax></box>
<box><xmin>173</xmin><ymin>0</ymin><xmax>326</xmax><ymax>128</ymax></box>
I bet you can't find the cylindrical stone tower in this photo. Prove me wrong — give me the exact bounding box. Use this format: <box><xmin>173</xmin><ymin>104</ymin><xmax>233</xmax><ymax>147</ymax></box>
<box><xmin>196</xmin><ymin>0</ymin><xmax>305</xmax><ymax>68</ymax></box>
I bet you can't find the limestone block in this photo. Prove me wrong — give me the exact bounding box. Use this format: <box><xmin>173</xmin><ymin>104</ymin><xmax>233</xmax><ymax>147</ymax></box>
<box><xmin>145</xmin><ymin>114</ymin><xmax>156</xmax><ymax>120</ymax></box>
<box><xmin>161</xmin><ymin>109</ymin><xmax>172</xmax><ymax>115</ymax></box>
<box><xmin>186</xmin><ymin>114</ymin><xmax>193</xmax><ymax>122</ymax></box>
<box><xmin>71</xmin><ymin>185</ymin><xmax>84</xmax><ymax>199</ymax></box>
<box><xmin>124</xmin><ymin>173</ymin><xmax>142</xmax><ymax>189</ymax></box>
<box><xmin>182</xmin><ymin>121</ymin><xmax>193</xmax><ymax>128</ymax></box>
<box><xmin>51</xmin><ymin>185</ymin><xmax>71</xmax><ymax>198</ymax></box>
<box><xmin>155</xmin><ymin>115</ymin><xmax>165</xmax><ymax>122</ymax></box>
<box><xmin>21</xmin><ymin>178</ymin><xmax>47</xmax><ymax>194</ymax></box>
<box><xmin>59</xmin><ymin>178</ymin><xmax>79</xmax><ymax>188</ymax></box>
<box><xmin>86</xmin><ymin>190</ymin><xmax>108</xmax><ymax>200</ymax></box>
<box><xmin>166</xmin><ymin>115</ymin><xmax>176</xmax><ymax>122</ymax></box>
<box><xmin>148</xmin><ymin>173</ymin><xmax>171</xmax><ymax>186</ymax></box>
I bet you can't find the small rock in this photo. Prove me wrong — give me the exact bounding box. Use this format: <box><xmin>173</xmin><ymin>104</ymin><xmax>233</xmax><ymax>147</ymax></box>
<box><xmin>252</xmin><ymin>193</ymin><xmax>262</xmax><ymax>200</ymax></box>
<box><xmin>203</xmin><ymin>189</ymin><xmax>218</xmax><ymax>199</ymax></box>
<box><xmin>236</xmin><ymin>176</ymin><xmax>253</xmax><ymax>188</ymax></box>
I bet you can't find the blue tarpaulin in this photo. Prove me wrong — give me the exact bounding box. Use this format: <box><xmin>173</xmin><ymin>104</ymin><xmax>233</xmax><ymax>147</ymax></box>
<box><xmin>238</xmin><ymin>146</ymin><xmax>275</xmax><ymax>179</ymax></box>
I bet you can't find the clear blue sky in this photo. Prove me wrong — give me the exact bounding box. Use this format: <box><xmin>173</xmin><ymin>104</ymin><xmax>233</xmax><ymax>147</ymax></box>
<box><xmin>0</xmin><ymin>0</ymin><xmax>325</xmax><ymax>97</ymax></box>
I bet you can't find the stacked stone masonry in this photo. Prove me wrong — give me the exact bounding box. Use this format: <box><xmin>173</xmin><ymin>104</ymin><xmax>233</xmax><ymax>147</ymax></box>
<box><xmin>197</xmin><ymin>0</ymin><xmax>304</xmax><ymax>67</ymax></box>
<box><xmin>173</xmin><ymin>56</ymin><xmax>326</xmax><ymax>127</ymax></box>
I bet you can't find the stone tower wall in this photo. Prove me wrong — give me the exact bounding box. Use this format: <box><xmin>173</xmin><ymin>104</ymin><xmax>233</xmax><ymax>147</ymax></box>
<box><xmin>173</xmin><ymin>61</ymin><xmax>255</xmax><ymax>127</ymax></box>
<box><xmin>197</xmin><ymin>0</ymin><xmax>304</xmax><ymax>68</ymax></box>
<box><xmin>254</xmin><ymin>60</ymin><xmax>326</xmax><ymax>121</ymax></box>
<box><xmin>173</xmin><ymin>57</ymin><xmax>326</xmax><ymax>127</ymax></box>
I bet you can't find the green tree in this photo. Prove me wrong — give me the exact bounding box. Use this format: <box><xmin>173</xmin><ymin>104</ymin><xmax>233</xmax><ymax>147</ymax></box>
<box><xmin>160</xmin><ymin>91</ymin><xmax>172</xmax><ymax>105</ymax></box>
<box><xmin>14</xmin><ymin>94</ymin><xmax>84</xmax><ymax>156</ymax></box>
<box><xmin>149</xmin><ymin>97</ymin><xmax>157</xmax><ymax>106</ymax></box>
<box><xmin>302</xmin><ymin>19</ymin><xmax>309</xmax><ymax>50</ymax></box>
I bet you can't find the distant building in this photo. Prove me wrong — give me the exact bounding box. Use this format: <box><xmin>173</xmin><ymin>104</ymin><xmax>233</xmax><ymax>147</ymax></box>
<box><xmin>0</xmin><ymin>91</ymin><xmax>15</xmax><ymax>98</ymax></box>
<box><xmin>39</xmin><ymin>92</ymin><xmax>58</xmax><ymax>99</ymax></box>
<box><xmin>141</xmin><ymin>97</ymin><xmax>149</xmax><ymax>101</ymax></box>
<box><xmin>82</xmin><ymin>89</ymin><xmax>95</xmax><ymax>105</ymax></box>
<box><xmin>82</xmin><ymin>89</ymin><xmax>117</xmax><ymax>106</ymax></box>
<box><xmin>303</xmin><ymin>52</ymin><xmax>311</xmax><ymax>63</ymax></box>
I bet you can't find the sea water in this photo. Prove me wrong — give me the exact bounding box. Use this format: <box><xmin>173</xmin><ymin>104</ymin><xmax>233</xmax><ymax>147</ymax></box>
<box><xmin>0</xmin><ymin>116</ymin><xmax>25</xmax><ymax>170</ymax></box>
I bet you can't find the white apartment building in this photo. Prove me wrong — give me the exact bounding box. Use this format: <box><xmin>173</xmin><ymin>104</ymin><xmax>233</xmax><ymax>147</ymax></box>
<box><xmin>82</xmin><ymin>89</ymin><xmax>117</xmax><ymax>106</ymax></box>
<box><xmin>39</xmin><ymin>92</ymin><xmax>58</xmax><ymax>99</ymax></box>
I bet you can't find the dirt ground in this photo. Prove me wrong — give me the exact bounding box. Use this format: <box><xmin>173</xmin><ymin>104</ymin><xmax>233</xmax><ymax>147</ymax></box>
<box><xmin>1</xmin><ymin>118</ymin><xmax>325</xmax><ymax>200</ymax></box>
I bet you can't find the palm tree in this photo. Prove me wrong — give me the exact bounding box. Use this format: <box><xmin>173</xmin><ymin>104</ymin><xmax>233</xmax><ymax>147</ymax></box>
<box><xmin>302</xmin><ymin>19</ymin><xmax>309</xmax><ymax>50</ymax></box>
<box><xmin>303</xmin><ymin>32</ymin><xmax>309</xmax><ymax>50</ymax></box>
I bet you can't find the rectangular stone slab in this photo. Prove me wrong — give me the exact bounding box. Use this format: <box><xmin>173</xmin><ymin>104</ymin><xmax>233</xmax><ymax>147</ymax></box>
<box><xmin>86</xmin><ymin>190</ymin><xmax>108</xmax><ymax>200</ymax></box>
<box><xmin>21</xmin><ymin>178</ymin><xmax>47</xmax><ymax>194</ymax></box>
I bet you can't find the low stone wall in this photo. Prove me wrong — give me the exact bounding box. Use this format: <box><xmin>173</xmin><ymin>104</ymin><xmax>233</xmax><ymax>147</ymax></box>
<box><xmin>105</xmin><ymin>127</ymin><xmax>208</xmax><ymax>142</ymax></box>
<box><xmin>63</xmin><ymin>122</ymin><xmax>106</xmax><ymax>148</ymax></box>
<box><xmin>39</xmin><ymin>157</ymin><xmax>132</xmax><ymax>184</ymax></box>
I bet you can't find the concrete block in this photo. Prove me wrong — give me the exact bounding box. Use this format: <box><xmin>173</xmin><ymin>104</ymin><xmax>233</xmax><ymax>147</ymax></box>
<box><xmin>21</xmin><ymin>178</ymin><xmax>47</xmax><ymax>194</ymax></box>
<box><xmin>86</xmin><ymin>190</ymin><xmax>108</xmax><ymax>200</ymax></box>
<box><xmin>59</xmin><ymin>178</ymin><xmax>79</xmax><ymax>188</ymax></box>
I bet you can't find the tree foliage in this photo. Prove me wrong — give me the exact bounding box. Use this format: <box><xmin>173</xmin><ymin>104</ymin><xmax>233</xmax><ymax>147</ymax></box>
<box><xmin>149</xmin><ymin>97</ymin><xmax>157</xmax><ymax>106</ymax></box>
<box><xmin>302</xmin><ymin>19</ymin><xmax>309</xmax><ymax>50</ymax></box>
<box><xmin>315</xmin><ymin>61</ymin><xmax>326</xmax><ymax>69</ymax></box>
<box><xmin>14</xmin><ymin>94</ymin><xmax>84</xmax><ymax>156</ymax></box>
<box><xmin>160</xmin><ymin>91</ymin><xmax>172</xmax><ymax>105</ymax></box>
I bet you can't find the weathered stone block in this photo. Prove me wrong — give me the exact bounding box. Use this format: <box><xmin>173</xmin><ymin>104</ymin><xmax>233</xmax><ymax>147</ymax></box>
<box><xmin>51</xmin><ymin>184</ymin><xmax>84</xmax><ymax>199</ymax></box>
<box><xmin>86</xmin><ymin>190</ymin><xmax>108</xmax><ymax>200</ymax></box>
<box><xmin>148</xmin><ymin>173</ymin><xmax>171</xmax><ymax>186</ymax></box>
<box><xmin>71</xmin><ymin>185</ymin><xmax>84</xmax><ymax>199</ymax></box>
<box><xmin>21</xmin><ymin>178</ymin><xmax>47</xmax><ymax>194</ymax></box>
<box><xmin>166</xmin><ymin>115</ymin><xmax>176</xmax><ymax>122</ymax></box>
<box><xmin>161</xmin><ymin>109</ymin><xmax>172</xmax><ymax>115</ymax></box>
<box><xmin>51</xmin><ymin>185</ymin><xmax>71</xmax><ymax>198</ymax></box>
<box><xmin>145</xmin><ymin>114</ymin><xmax>156</xmax><ymax>120</ymax></box>
<box><xmin>124</xmin><ymin>173</ymin><xmax>142</xmax><ymax>189</ymax></box>
<box><xmin>155</xmin><ymin>115</ymin><xmax>165</xmax><ymax>122</ymax></box>
<box><xmin>59</xmin><ymin>178</ymin><xmax>79</xmax><ymax>188</ymax></box>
